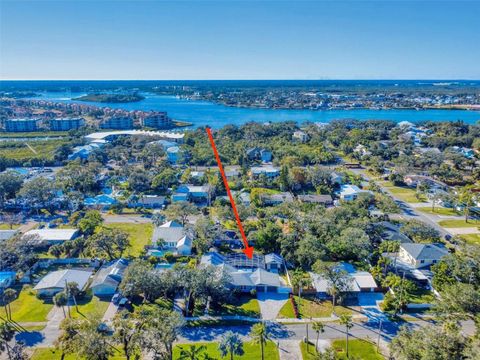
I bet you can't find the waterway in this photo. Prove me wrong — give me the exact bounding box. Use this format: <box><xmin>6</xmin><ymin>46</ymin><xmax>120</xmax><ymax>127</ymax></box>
<box><xmin>30</xmin><ymin>92</ymin><xmax>480</xmax><ymax>128</ymax></box>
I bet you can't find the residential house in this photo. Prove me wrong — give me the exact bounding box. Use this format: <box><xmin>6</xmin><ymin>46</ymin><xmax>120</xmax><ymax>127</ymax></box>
<box><xmin>330</xmin><ymin>172</ymin><xmax>344</xmax><ymax>185</ymax></box>
<box><xmin>128</xmin><ymin>195</ymin><xmax>166</xmax><ymax>209</ymax></box>
<box><xmin>292</xmin><ymin>130</ymin><xmax>309</xmax><ymax>143</ymax></box>
<box><xmin>310</xmin><ymin>263</ymin><xmax>379</xmax><ymax>299</ymax></box>
<box><xmin>151</xmin><ymin>221</ymin><xmax>192</xmax><ymax>256</ymax></box>
<box><xmin>451</xmin><ymin>146</ymin><xmax>475</xmax><ymax>159</ymax></box>
<box><xmin>172</xmin><ymin>184</ymin><xmax>213</xmax><ymax>204</ymax></box>
<box><xmin>297</xmin><ymin>194</ymin><xmax>333</xmax><ymax>206</ymax></box>
<box><xmin>337</xmin><ymin>184</ymin><xmax>367</xmax><ymax>201</ymax></box>
<box><xmin>166</xmin><ymin>146</ymin><xmax>185</xmax><ymax>164</ymax></box>
<box><xmin>260</xmin><ymin>192</ymin><xmax>294</xmax><ymax>206</ymax></box>
<box><xmin>200</xmin><ymin>252</ymin><xmax>290</xmax><ymax>293</ymax></box>
<box><xmin>403</xmin><ymin>175</ymin><xmax>448</xmax><ymax>190</ymax></box>
<box><xmin>33</xmin><ymin>269</ymin><xmax>93</xmax><ymax>297</ymax></box>
<box><xmin>246</xmin><ymin>148</ymin><xmax>272</xmax><ymax>163</ymax></box>
<box><xmin>250</xmin><ymin>166</ymin><xmax>280</xmax><ymax>179</ymax></box>
<box><xmin>353</xmin><ymin>144</ymin><xmax>371</xmax><ymax>157</ymax></box>
<box><xmin>90</xmin><ymin>259</ymin><xmax>128</xmax><ymax>297</ymax></box>
<box><xmin>23</xmin><ymin>228</ymin><xmax>79</xmax><ymax>246</ymax></box>
<box><xmin>398</xmin><ymin>243</ymin><xmax>448</xmax><ymax>269</ymax></box>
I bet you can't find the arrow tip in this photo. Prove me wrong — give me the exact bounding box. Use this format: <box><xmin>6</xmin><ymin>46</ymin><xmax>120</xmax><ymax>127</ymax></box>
<box><xmin>243</xmin><ymin>246</ymin><xmax>254</xmax><ymax>259</ymax></box>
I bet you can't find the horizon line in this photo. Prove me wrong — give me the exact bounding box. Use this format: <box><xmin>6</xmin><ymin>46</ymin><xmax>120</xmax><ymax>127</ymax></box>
<box><xmin>1</xmin><ymin>78</ymin><xmax>480</xmax><ymax>82</ymax></box>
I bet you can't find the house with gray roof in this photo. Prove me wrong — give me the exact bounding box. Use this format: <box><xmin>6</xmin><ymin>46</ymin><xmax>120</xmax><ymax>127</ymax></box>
<box><xmin>33</xmin><ymin>268</ymin><xmax>93</xmax><ymax>297</ymax></box>
<box><xmin>399</xmin><ymin>243</ymin><xmax>449</xmax><ymax>268</ymax></box>
<box><xmin>90</xmin><ymin>259</ymin><xmax>128</xmax><ymax>297</ymax></box>
<box><xmin>199</xmin><ymin>252</ymin><xmax>290</xmax><ymax>293</ymax></box>
<box><xmin>0</xmin><ymin>230</ymin><xmax>17</xmax><ymax>242</ymax></box>
<box><xmin>151</xmin><ymin>221</ymin><xmax>192</xmax><ymax>255</ymax></box>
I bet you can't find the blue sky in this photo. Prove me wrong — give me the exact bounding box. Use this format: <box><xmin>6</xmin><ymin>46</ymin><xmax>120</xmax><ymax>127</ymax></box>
<box><xmin>1</xmin><ymin>0</ymin><xmax>479</xmax><ymax>80</ymax></box>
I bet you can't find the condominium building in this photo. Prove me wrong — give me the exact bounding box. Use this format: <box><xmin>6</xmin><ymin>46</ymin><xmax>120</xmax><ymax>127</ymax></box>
<box><xmin>4</xmin><ymin>118</ymin><xmax>40</xmax><ymax>132</ymax></box>
<box><xmin>100</xmin><ymin>116</ymin><xmax>134</xmax><ymax>130</ymax></box>
<box><xmin>50</xmin><ymin>118</ymin><xmax>85</xmax><ymax>131</ymax></box>
<box><xmin>141</xmin><ymin>112</ymin><xmax>172</xmax><ymax>129</ymax></box>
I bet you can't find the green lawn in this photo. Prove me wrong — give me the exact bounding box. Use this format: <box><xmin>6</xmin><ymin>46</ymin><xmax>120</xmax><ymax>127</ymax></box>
<box><xmin>70</xmin><ymin>291</ymin><xmax>110</xmax><ymax>319</ymax></box>
<box><xmin>300</xmin><ymin>341</ymin><xmax>319</xmax><ymax>360</ymax></box>
<box><xmin>103</xmin><ymin>222</ymin><xmax>154</xmax><ymax>257</ymax></box>
<box><xmin>417</xmin><ymin>207</ymin><xmax>459</xmax><ymax>216</ymax></box>
<box><xmin>332</xmin><ymin>339</ymin><xmax>385</xmax><ymax>360</ymax></box>
<box><xmin>438</xmin><ymin>219</ymin><xmax>480</xmax><ymax>228</ymax></box>
<box><xmin>0</xmin><ymin>131</ymin><xmax>69</xmax><ymax>138</ymax></box>
<box><xmin>409</xmin><ymin>288</ymin><xmax>436</xmax><ymax>304</ymax></box>
<box><xmin>0</xmin><ymin>139</ymin><xmax>71</xmax><ymax>162</ymax></box>
<box><xmin>460</xmin><ymin>234</ymin><xmax>480</xmax><ymax>245</ymax></box>
<box><xmin>209</xmin><ymin>296</ymin><xmax>261</xmax><ymax>318</ymax></box>
<box><xmin>278</xmin><ymin>296</ymin><xmax>354</xmax><ymax>319</ymax></box>
<box><xmin>380</xmin><ymin>182</ymin><xmax>426</xmax><ymax>203</ymax></box>
<box><xmin>30</xmin><ymin>348</ymin><xmax>127</xmax><ymax>360</ymax></box>
<box><xmin>0</xmin><ymin>285</ymin><xmax>53</xmax><ymax>323</ymax></box>
<box><xmin>173</xmin><ymin>341</ymin><xmax>279</xmax><ymax>360</ymax></box>
<box><xmin>0</xmin><ymin>223</ymin><xmax>20</xmax><ymax>230</ymax></box>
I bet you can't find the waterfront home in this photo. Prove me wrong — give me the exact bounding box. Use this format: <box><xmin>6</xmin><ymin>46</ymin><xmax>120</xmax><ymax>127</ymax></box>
<box><xmin>151</xmin><ymin>221</ymin><xmax>192</xmax><ymax>256</ymax></box>
<box><xmin>90</xmin><ymin>259</ymin><xmax>128</xmax><ymax>297</ymax></box>
<box><xmin>250</xmin><ymin>166</ymin><xmax>280</xmax><ymax>179</ymax></box>
<box><xmin>23</xmin><ymin>228</ymin><xmax>79</xmax><ymax>246</ymax></box>
<box><xmin>310</xmin><ymin>263</ymin><xmax>379</xmax><ymax>299</ymax></box>
<box><xmin>399</xmin><ymin>243</ymin><xmax>449</xmax><ymax>269</ymax></box>
<box><xmin>34</xmin><ymin>269</ymin><xmax>93</xmax><ymax>297</ymax></box>
<box><xmin>297</xmin><ymin>194</ymin><xmax>333</xmax><ymax>206</ymax></box>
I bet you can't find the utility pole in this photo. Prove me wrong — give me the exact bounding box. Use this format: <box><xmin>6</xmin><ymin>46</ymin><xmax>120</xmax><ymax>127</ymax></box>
<box><xmin>377</xmin><ymin>319</ymin><xmax>383</xmax><ymax>352</ymax></box>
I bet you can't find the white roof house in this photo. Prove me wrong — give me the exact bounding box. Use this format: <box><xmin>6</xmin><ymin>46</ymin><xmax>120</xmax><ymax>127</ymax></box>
<box><xmin>338</xmin><ymin>185</ymin><xmax>364</xmax><ymax>201</ymax></box>
<box><xmin>0</xmin><ymin>230</ymin><xmax>17</xmax><ymax>242</ymax></box>
<box><xmin>85</xmin><ymin>130</ymin><xmax>185</xmax><ymax>143</ymax></box>
<box><xmin>34</xmin><ymin>269</ymin><xmax>92</xmax><ymax>296</ymax></box>
<box><xmin>23</xmin><ymin>228</ymin><xmax>79</xmax><ymax>245</ymax></box>
<box><xmin>152</xmin><ymin>221</ymin><xmax>192</xmax><ymax>255</ymax></box>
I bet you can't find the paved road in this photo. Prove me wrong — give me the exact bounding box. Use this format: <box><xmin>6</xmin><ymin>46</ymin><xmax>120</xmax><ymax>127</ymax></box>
<box><xmin>179</xmin><ymin>319</ymin><xmax>476</xmax><ymax>344</ymax></box>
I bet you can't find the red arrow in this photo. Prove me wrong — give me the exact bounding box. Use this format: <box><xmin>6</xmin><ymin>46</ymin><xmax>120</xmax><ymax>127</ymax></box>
<box><xmin>206</xmin><ymin>127</ymin><xmax>254</xmax><ymax>259</ymax></box>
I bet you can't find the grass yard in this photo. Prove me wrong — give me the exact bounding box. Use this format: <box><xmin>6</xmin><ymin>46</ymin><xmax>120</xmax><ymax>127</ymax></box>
<box><xmin>460</xmin><ymin>234</ymin><xmax>480</xmax><ymax>245</ymax></box>
<box><xmin>173</xmin><ymin>341</ymin><xmax>279</xmax><ymax>360</ymax></box>
<box><xmin>209</xmin><ymin>295</ymin><xmax>261</xmax><ymax>318</ymax></box>
<box><xmin>103</xmin><ymin>222</ymin><xmax>154</xmax><ymax>257</ymax></box>
<box><xmin>417</xmin><ymin>207</ymin><xmax>459</xmax><ymax>216</ymax></box>
<box><xmin>0</xmin><ymin>139</ymin><xmax>71</xmax><ymax>162</ymax></box>
<box><xmin>332</xmin><ymin>339</ymin><xmax>385</xmax><ymax>360</ymax></box>
<box><xmin>379</xmin><ymin>182</ymin><xmax>426</xmax><ymax>203</ymax></box>
<box><xmin>0</xmin><ymin>223</ymin><xmax>20</xmax><ymax>230</ymax></box>
<box><xmin>438</xmin><ymin>219</ymin><xmax>480</xmax><ymax>228</ymax></box>
<box><xmin>278</xmin><ymin>296</ymin><xmax>355</xmax><ymax>319</ymax></box>
<box><xmin>70</xmin><ymin>291</ymin><xmax>110</xmax><ymax>319</ymax></box>
<box><xmin>0</xmin><ymin>131</ymin><xmax>69</xmax><ymax>138</ymax></box>
<box><xmin>300</xmin><ymin>341</ymin><xmax>319</xmax><ymax>360</ymax></box>
<box><xmin>409</xmin><ymin>288</ymin><xmax>436</xmax><ymax>304</ymax></box>
<box><xmin>30</xmin><ymin>348</ymin><xmax>127</xmax><ymax>360</ymax></box>
<box><xmin>0</xmin><ymin>285</ymin><xmax>53</xmax><ymax>323</ymax></box>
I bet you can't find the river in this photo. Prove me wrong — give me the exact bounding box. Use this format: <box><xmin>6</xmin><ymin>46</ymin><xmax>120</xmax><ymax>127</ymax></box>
<box><xmin>30</xmin><ymin>92</ymin><xmax>480</xmax><ymax>128</ymax></box>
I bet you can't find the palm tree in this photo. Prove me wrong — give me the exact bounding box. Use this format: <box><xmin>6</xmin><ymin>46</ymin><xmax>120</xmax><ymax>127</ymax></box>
<box><xmin>218</xmin><ymin>331</ymin><xmax>244</xmax><ymax>360</ymax></box>
<box><xmin>312</xmin><ymin>321</ymin><xmax>325</xmax><ymax>352</ymax></box>
<box><xmin>66</xmin><ymin>282</ymin><xmax>80</xmax><ymax>312</ymax></box>
<box><xmin>0</xmin><ymin>322</ymin><xmax>15</xmax><ymax>360</ymax></box>
<box><xmin>459</xmin><ymin>186</ymin><xmax>475</xmax><ymax>223</ymax></box>
<box><xmin>54</xmin><ymin>292</ymin><xmax>68</xmax><ymax>318</ymax></box>
<box><xmin>2</xmin><ymin>288</ymin><xmax>17</xmax><ymax>321</ymax></box>
<box><xmin>250</xmin><ymin>322</ymin><xmax>270</xmax><ymax>360</ymax></box>
<box><xmin>178</xmin><ymin>344</ymin><xmax>207</xmax><ymax>360</ymax></box>
<box><xmin>339</xmin><ymin>314</ymin><xmax>353</xmax><ymax>358</ymax></box>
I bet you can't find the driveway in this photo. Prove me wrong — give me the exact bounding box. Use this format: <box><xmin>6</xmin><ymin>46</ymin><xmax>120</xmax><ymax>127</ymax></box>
<box><xmin>257</xmin><ymin>292</ymin><xmax>289</xmax><ymax>320</ymax></box>
<box><xmin>358</xmin><ymin>293</ymin><xmax>387</xmax><ymax>323</ymax></box>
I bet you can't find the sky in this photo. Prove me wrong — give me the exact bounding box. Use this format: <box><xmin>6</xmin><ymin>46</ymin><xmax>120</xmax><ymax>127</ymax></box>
<box><xmin>0</xmin><ymin>0</ymin><xmax>479</xmax><ymax>80</ymax></box>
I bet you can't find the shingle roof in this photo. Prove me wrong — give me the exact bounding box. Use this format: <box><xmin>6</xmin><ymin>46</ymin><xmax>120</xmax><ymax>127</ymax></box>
<box><xmin>34</xmin><ymin>269</ymin><xmax>92</xmax><ymax>291</ymax></box>
<box><xmin>401</xmin><ymin>243</ymin><xmax>448</xmax><ymax>261</ymax></box>
<box><xmin>90</xmin><ymin>259</ymin><xmax>128</xmax><ymax>289</ymax></box>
